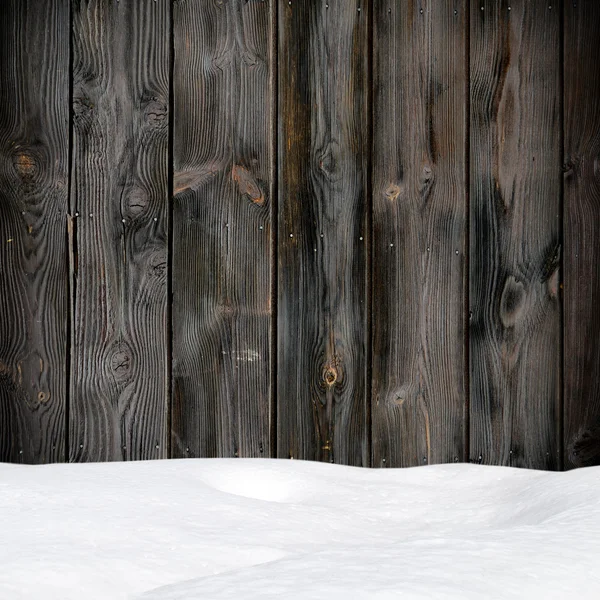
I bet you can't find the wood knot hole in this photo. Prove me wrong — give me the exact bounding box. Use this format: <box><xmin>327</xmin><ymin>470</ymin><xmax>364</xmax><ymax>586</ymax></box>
<box><xmin>323</xmin><ymin>367</ymin><xmax>337</xmax><ymax>386</ymax></box>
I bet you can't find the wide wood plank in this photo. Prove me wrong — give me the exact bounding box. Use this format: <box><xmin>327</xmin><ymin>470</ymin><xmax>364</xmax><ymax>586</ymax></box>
<box><xmin>277</xmin><ymin>0</ymin><xmax>369</xmax><ymax>465</ymax></box>
<box><xmin>563</xmin><ymin>0</ymin><xmax>600</xmax><ymax>468</ymax></box>
<box><xmin>70</xmin><ymin>0</ymin><xmax>170</xmax><ymax>461</ymax></box>
<box><xmin>469</xmin><ymin>0</ymin><xmax>561</xmax><ymax>469</ymax></box>
<box><xmin>0</xmin><ymin>0</ymin><xmax>69</xmax><ymax>463</ymax></box>
<box><xmin>172</xmin><ymin>0</ymin><xmax>274</xmax><ymax>458</ymax></box>
<box><xmin>371</xmin><ymin>1</ymin><xmax>468</xmax><ymax>468</ymax></box>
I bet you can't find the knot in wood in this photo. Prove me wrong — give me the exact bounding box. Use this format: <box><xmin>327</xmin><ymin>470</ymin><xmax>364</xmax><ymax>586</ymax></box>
<box><xmin>568</xmin><ymin>425</ymin><xmax>600</xmax><ymax>467</ymax></box>
<box><xmin>316</xmin><ymin>142</ymin><xmax>341</xmax><ymax>181</ymax></box>
<box><xmin>110</xmin><ymin>346</ymin><xmax>132</xmax><ymax>382</ymax></box>
<box><xmin>499</xmin><ymin>276</ymin><xmax>526</xmax><ymax>328</ymax></box>
<box><xmin>124</xmin><ymin>186</ymin><xmax>149</xmax><ymax>218</ymax></box>
<box><xmin>421</xmin><ymin>162</ymin><xmax>433</xmax><ymax>181</ymax></box>
<box><xmin>218</xmin><ymin>301</ymin><xmax>236</xmax><ymax>317</ymax></box>
<box><xmin>232</xmin><ymin>165</ymin><xmax>265</xmax><ymax>205</ymax></box>
<box><xmin>73</xmin><ymin>97</ymin><xmax>94</xmax><ymax>122</ymax></box>
<box><xmin>323</xmin><ymin>366</ymin><xmax>338</xmax><ymax>386</ymax></box>
<box><xmin>418</xmin><ymin>162</ymin><xmax>435</xmax><ymax>197</ymax></box>
<box><xmin>148</xmin><ymin>251</ymin><xmax>167</xmax><ymax>279</ymax></box>
<box><xmin>385</xmin><ymin>183</ymin><xmax>401</xmax><ymax>202</ymax></box>
<box><xmin>143</xmin><ymin>98</ymin><xmax>168</xmax><ymax>129</ymax></box>
<box><xmin>13</xmin><ymin>152</ymin><xmax>37</xmax><ymax>180</ymax></box>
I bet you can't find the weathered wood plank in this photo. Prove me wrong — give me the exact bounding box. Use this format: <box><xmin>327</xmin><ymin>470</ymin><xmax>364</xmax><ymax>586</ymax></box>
<box><xmin>469</xmin><ymin>0</ymin><xmax>561</xmax><ymax>469</ymax></box>
<box><xmin>70</xmin><ymin>0</ymin><xmax>170</xmax><ymax>461</ymax></box>
<box><xmin>564</xmin><ymin>0</ymin><xmax>600</xmax><ymax>468</ymax></box>
<box><xmin>172</xmin><ymin>0</ymin><xmax>274</xmax><ymax>458</ymax></box>
<box><xmin>277</xmin><ymin>0</ymin><xmax>369</xmax><ymax>465</ymax></box>
<box><xmin>0</xmin><ymin>0</ymin><xmax>69</xmax><ymax>463</ymax></box>
<box><xmin>371</xmin><ymin>1</ymin><xmax>468</xmax><ymax>468</ymax></box>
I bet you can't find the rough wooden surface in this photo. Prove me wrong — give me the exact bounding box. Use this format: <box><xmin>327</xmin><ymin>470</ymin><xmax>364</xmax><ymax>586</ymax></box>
<box><xmin>277</xmin><ymin>0</ymin><xmax>369</xmax><ymax>465</ymax></box>
<box><xmin>1</xmin><ymin>0</ymin><xmax>598</xmax><ymax>471</ymax></box>
<box><xmin>70</xmin><ymin>0</ymin><xmax>169</xmax><ymax>461</ymax></box>
<box><xmin>0</xmin><ymin>0</ymin><xmax>69</xmax><ymax>463</ymax></box>
<box><xmin>563</xmin><ymin>0</ymin><xmax>600</xmax><ymax>468</ymax></box>
<box><xmin>371</xmin><ymin>1</ymin><xmax>468</xmax><ymax>468</ymax></box>
<box><xmin>469</xmin><ymin>0</ymin><xmax>562</xmax><ymax>469</ymax></box>
<box><xmin>171</xmin><ymin>0</ymin><xmax>274</xmax><ymax>459</ymax></box>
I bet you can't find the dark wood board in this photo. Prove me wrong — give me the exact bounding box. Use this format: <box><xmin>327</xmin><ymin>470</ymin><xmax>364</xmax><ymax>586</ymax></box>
<box><xmin>469</xmin><ymin>0</ymin><xmax>561</xmax><ymax>469</ymax></box>
<box><xmin>70</xmin><ymin>0</ymin><xmax>170</xmax><ymax>461</ymax></box>
<box><xmin>0</xmin><ymin>0</ymin><xmax>69</xmax><ymax>463</ymax></box>
<box><xmin>563</xmin><ymin>0</ymin><xmax>600</xmax><ymax>468</ymax></box>
<box><xmin>277</xmin><ymin>0</ymin><xmax>369</xmax><ymax>465</ymax></box>
<box><xmin>171</xmin><ymin>0</ymin><xmax>274</xmax><ymax>458</ymax></box>
<box><xmin>371</xmin><ymin>1</ymin><xmax>468</xmax><ymax>468</ymax></box>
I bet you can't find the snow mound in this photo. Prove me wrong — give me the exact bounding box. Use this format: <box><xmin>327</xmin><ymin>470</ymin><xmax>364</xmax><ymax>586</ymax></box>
<box><xmin>1</xmin><ymin>459</ymin><xmax>599</xmax><ymax>599</ymax></box>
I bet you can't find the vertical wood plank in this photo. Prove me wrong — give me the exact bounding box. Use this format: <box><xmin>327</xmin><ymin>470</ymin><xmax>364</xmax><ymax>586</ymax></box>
<box><xmin>469</xmin><ymin>0</ymin><xmax>561</xmax><ymax>469</ymax></box>
<box><xmin>371</xmin><ymin>1</ymin><xmax>468</xmax><ymax>468</ymax></box>
<box><xmin>70</xmin><ymin>0</ymin><xmax>170</xmax><ymax>461</ymax></box>
<box><xmin>0</xmin><ymin>0</ymin><xmax>69</xmax><ymax>463</ymax></box>
<box><xmin>564</xmin><ymin>0</ymin><xmax>600</xmax><ymax>468</ymax></box>
<box><xmin>172</xmin><ymin>0</ymin><xmax>274</xmax><ymax>458</ymax></box>
<box><xmin>277</xmin><ymin>0</ymin><xmax>369</xmax><ymax>465</ymax></box>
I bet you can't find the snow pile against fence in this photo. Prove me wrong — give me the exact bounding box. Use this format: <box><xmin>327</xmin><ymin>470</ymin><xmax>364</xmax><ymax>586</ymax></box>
<box><xmin>1</xmin><ymin>459</ymin><xmax>599</xmax><ymax>599</ymax></box>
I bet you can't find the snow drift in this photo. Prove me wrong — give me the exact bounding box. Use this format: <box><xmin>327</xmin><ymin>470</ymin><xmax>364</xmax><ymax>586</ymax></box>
<box><xmin>1</xmin><ymin>459</ymin><xmax>599</xmax><ymax>599</ymax></box>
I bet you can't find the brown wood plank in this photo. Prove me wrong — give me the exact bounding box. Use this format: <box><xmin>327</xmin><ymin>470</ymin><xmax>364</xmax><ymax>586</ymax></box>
<box><xmin>171</xmin><ymin>0</ymin><xmax>274</xmax><ymax>458</ymax></box>
<box><xmin>469</xmin><ymin>0</ymin><xmax>561</xmax><ymax>469</ymax></box>
<box><xmin>564</xmin><ymin>0</ymin><xmax>600</xmax><ymax>468</ymax></box>
<box><xmin>70</xmin><ymin>0</ymin><xmax>170</xmax><ymax>461</ymax></box>
<box><xmin>0</xmin><ymin>0</ymin><xmax>69</xmax><ymax>464</ymax></box>
<box><xmin>371</xmin><ymin>1</ymin><xmax>468</xmax><ymax>468</ymax></box>
<box><xmin>277</xmin><ymin>0</ymin><xmax>369</xmax><ymax>465</ymax></box>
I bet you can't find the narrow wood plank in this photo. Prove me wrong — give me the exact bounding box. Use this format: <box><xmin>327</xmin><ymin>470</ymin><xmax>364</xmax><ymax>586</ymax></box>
<box><xmin>70</xmin><ymin>0</ymin><xmax>170</xmax><ymax>461</ymax></box>
<box><xmin>0</xmin><ymin>0</ymin><xmax>69</xmax><ymax>463</ymax></box>
<box><xmin>277</xmin><ymin>0</ymin><xmax>369</xmax><ymax>465</ymax></box>
<box><xmin>172</xmin><ymin>0</ymin><xmax>274</xmax><ymax>458</ymax></box>
<box><xmin>469</xmin><ymin>0</ymin><xmax>561</xmax><ymax>469</ymax></box>
<box><xmin>371</xmin><ymin>1</ymin><xmax>468</xmax><ymax>468</ymax></box>
<box><xmin>564</xmin><ymin>0</ymin><xmax>600</xmax><ymax>468</ymax></box>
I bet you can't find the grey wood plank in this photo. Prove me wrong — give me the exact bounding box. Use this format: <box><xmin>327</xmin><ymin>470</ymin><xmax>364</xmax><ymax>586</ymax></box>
<box><xmin>371</xmin><ymin>0</ymin><xmax>468</xmax><ymax>468</ymax></box>
<box><xmin>172</xmin><ymin>0</ymin><xmax>274</xmax><ymax>458</ymax></box>
<box><xmin>70</xmin><ymin>0</ymin><xmax>170</xmax><ymax>461</ymax></box>
<box><xmin>563</xmin><ymin>0</ymin><xmax>600</xmax><ymax>468</ymax></box>
<box><xmin>0</xmin><ymin>0</ymin><xmax>69</xmax><ymax>463</ymax></box>
<box><xmin>277</xmin><ymin>0</ymin><xmax>369</xmax><ymax>465</ymax></box>
<box><xmin>469</xmin><ymin>0</ymin><xmax>561</xmax><ymax>469</ymax></box>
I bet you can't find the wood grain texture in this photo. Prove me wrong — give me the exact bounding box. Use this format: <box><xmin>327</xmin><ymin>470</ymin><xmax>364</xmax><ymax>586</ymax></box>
<box><xmin>0</xmin><ymin>0</ymin><xmax>69</xmax><ymax>463</ymax></box>
<box><xmin>70</xmin><ymin>0</ymin><xmax>169</xmax><ymax>461</ymax></box>
<box><xmin>371</xmin><ymin>1</ymin><xmax>468</xmax><ymax>468</ymax></box>
<box><xmin>469</xmin><ymin>0</ymin><xmax>561</xmax><ymax>469</ymax></box>
<box><xmin>277</xmin><ymin>0</ymin><xmax>369</xmax><ymax>465</ymax></box>
<box><xmin>172</xmin><ymin>0</ymin><xmax>274</xmax><ymax>458</ymax></box>
<box><xmin>563</xmin><ymin>0</ymin><xmax>600</xmax><ymax>468</ymax></box>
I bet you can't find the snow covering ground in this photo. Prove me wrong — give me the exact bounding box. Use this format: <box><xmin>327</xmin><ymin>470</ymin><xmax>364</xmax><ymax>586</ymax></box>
<box><xmin>1</xmin><ymin>459</ymin><xmax>599</xmax><ymax>599</ymax></box>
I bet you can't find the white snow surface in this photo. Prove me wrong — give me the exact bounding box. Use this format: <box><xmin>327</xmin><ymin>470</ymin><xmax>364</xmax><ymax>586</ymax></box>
<box><xmin>1</xmin><ymin>459</ymin><xmax>599</xmax><ymax>599</ymax></box>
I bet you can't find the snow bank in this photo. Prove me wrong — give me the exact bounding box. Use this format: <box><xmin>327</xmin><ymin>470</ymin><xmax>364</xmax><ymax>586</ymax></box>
<box><xmin>1</xmin><ymin>459</ymin><xmax>599</xmax><ymax>599</ymax></box>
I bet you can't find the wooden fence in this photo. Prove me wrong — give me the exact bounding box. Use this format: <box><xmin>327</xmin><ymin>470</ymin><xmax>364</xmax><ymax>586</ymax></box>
<box><xmin>1</xmin><ymin>0</ymin><xmax>599</xmax><ymax>469</ymax></box>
